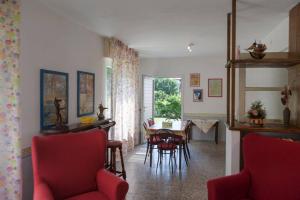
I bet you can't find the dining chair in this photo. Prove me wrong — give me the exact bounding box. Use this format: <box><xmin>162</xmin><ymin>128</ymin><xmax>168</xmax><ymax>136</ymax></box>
<box><xmin>155</xmin><ymin>129</ymin><xmax>186</xmax><ymax>173</ymax></box>
<box><xmin>143</xmin><ymin>121</ymin><xmax>161</xmax><ymax>166</ymax></box>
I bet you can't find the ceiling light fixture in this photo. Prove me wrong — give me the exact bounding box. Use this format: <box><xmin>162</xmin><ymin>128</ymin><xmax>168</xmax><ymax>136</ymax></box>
<box><xmin>187</xmin><ymin>43</ymin><xmax>194</xmax><ymax>53</ymax></box>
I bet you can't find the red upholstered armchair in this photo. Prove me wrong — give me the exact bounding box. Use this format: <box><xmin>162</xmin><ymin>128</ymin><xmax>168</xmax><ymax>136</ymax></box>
<box><xmin>32</xmin><ymin>129</ymin><xmax>129</xmax><ymax>200</ymax></box>
<box><xmin>207</xmin><ymin>133</ymin><xmax>300</xmax><ymax>200</ymax></box>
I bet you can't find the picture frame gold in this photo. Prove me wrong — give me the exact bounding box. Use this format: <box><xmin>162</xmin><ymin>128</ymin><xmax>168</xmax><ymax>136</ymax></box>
<box><xmin>190</xmin><ymin>73</ymin><xmax>200</xmax><ymax>87</ymax></box>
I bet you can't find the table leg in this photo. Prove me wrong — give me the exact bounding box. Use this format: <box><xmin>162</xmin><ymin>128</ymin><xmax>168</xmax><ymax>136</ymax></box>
<box><xmin>215</xmin><ymin>122</ymin><xmax>219</xmax><ymax>144</ymax></box>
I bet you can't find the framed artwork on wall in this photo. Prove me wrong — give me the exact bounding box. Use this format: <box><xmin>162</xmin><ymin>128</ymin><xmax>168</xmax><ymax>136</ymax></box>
<box><xmin>40</xmin><ymin>69</ymin><xmax>69</xmax><ymax>129</ymax></box>
<box><xmin>190</xmin><ymin>73</ymin><xmax>200</xmax><ymax>87</ymax></box>
<box><xmin>208</xmin><ymin>78</ymin><xmax>223</xmax><ymax>97</ymax></box>
<box><xmin>193</xmin><ymin>89</ymin><xmax>203</xmax><ymax>102</ymax></box>
<box><xmin>77</xmin><ymin>71</ymin><xmax>95</xmax><ymax>117</ymax></box>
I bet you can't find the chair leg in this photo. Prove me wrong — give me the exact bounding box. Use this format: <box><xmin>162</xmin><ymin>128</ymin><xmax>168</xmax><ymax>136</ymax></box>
<box><xmin>118</xmin><ymin>147</ymin><xmax>127</xmax><ymax>180</ymax></box>
<box><xmin>185</xmin><ymin>141</ymin><xmax>191</xmax><ymax>159</ymax></box>
<box><xmin>156</xmin><ymin>149</ymin><xmax>160</xmax><ymax>172</ymax></box>
<box><xmin>170</xmin><ymin>150</ymin><xmax>174</xmax><ymax>173</ymax></box>
<box><xmin>174</xmin><ymin>149</ymin><xmax>177</xmax><ymax>167</ymax></box>
<box><xmin>144</xmin><ymin>141</ymin><xmax>149</xmax><ymax>164</ymax></box>
<box><xmin>183</xmin><ymin>145</ymin><xmax>189</xmax><ymax>166</ymax></box>
<box><xmin>111</xmin><ymin>148</ymin><xmax>116</xmax><ymax>174</ymax></box>
<box><xmin>149</xmin><ymin>144</ymin><xmax>153</xmax><ymax>167</ymax></box>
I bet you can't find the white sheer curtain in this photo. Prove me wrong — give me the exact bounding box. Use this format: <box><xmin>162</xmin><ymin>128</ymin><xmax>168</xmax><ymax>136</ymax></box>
<box><xmin>0</xmin><ymin>0</ymin><xmax>22</xmax><ymax>199</ymax></box>
<box><xmin>104</xmin><ymin>38</ymin><xmax>140</xmax><ymax>152</ymax></box>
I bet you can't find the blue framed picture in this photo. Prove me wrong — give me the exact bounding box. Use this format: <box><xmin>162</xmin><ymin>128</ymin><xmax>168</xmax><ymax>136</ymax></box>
<box><xmin>40</xmin><ymin>69</ymin><xmax>69</xmax><ymax>129</ymax></box>
<box><xmin>77</xmin><ymin>71</ymin><xmax>95</xmax><ymax>117</ymax></box>
<box><xmin>193</xmin><ymin>89</ymin><xmax>203</xmax><ymax>102</ymax></box>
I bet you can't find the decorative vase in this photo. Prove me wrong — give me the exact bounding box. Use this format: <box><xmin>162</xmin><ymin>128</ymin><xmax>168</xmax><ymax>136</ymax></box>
<box><xmin>249</xmin><ymin>118</ymin><xmax>264</xmax><ymax>126</ymax></box>
<box><xmin>283</xmin><ymin>107</ymin><xmax>291</xmax><ymax>127</ymax></box>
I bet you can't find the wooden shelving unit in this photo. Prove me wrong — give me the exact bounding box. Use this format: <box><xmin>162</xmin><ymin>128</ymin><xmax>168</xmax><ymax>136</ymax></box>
<box><xmin>226</xmin><ymin>0</ymin><xmax>300</xmax><ymax>130</ymax></box>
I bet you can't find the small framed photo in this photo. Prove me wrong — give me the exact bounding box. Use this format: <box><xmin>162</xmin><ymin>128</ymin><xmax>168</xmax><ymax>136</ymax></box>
<box><xmin>208</xmin><ymin>78</ymin><xmax>223</xmax><ymax>97</ymax></box>
<box><xmin>190</xmin><ymin>73</ymin><xmax>200</xmax><ymax>87</ymax></box>
<box><xmin>193</xmin><ymin>89</ymin><xmax>203</xmax><ymax>102</ymax></box>
<box><xmin>77</xmin><ymin>71</ymin><xmax>95</xmax><ymax>117</ymax></box>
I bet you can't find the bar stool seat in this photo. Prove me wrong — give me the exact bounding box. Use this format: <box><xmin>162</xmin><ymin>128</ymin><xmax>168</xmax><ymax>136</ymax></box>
<box><xmin>107</xmin><ymin>140</ymin><xmax>126</xmax><ymax>180</ymax></box>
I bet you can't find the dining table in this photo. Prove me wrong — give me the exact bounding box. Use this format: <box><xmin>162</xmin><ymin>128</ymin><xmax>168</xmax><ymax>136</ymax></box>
<box><xmin>147</xmin><ymin>120</ymin><xmax>188</xmax><ymax>170</ymax></box>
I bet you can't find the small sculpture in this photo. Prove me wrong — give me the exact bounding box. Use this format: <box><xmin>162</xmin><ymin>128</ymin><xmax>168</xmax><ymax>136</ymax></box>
<box><xmin>246</xmin><ymin>41</ymin><xmax>267</xmax><ymax>59</ymax></box>
<box><xmin>97</xmin><ymin>103</ymin><xmax>108</xmax><ymax>120</ymax></box>
<box><xmin>54</xmin><ymin>97</ymin><xmax>66</xmax><ymax>128</ymax></box>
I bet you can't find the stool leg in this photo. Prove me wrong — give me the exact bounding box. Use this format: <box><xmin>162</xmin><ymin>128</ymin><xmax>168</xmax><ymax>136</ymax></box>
<box><xmin>119</xmin><ymin>146</ymin><xmax>127</xmax><ymax>180</ymax></box>
<box><xmin>111</xmin><ymin>148</ymin><xmax>116</xmax><ymax>174</ymax></box>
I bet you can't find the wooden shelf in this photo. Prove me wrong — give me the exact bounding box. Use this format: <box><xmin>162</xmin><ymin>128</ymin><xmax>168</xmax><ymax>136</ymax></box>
<box><xmin>229</xmin><ymin>121</ymin><xmax>300</xmax><ymax>134</ymax></box>
<box><xmin>226</xmin><ymin>52</ymin><xmax>300</xmax><ymax>68</ymax></box>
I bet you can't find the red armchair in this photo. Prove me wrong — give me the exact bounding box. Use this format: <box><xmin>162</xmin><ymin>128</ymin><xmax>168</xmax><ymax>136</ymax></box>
<box><xmin>207</xmin><ymin>133</ymin><xmax>300</xmax><ymax>200</ymax></box>
<box><xmin>32</xmin><ymin>129</ymin><xmax>129</xmax><ymax>200</ymax></box>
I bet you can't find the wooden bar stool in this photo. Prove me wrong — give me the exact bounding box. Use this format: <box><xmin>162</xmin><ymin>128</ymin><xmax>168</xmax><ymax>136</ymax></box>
<box><xmin>107</xmin><ymin>140</ymin><xmax>127</xmax><ymax>180</ymax></box>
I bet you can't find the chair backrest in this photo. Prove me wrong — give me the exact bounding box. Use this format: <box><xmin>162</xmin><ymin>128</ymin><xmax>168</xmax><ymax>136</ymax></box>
<box><xmin>143</xmin><ymin>121</ymin><xmax>148</xmax><ymax>131</ymax></box>
<box><xmin>147</xmin><ymin>118</ymin><xmax>155</xmax><ymax>126</ymax></box>
<box><xmin>32</xmin><ymin>129</ymin><xmax>107</xmax><ymax>200</ymax></box>
<box><xmin>243</xmin><ymin>134</ymin><xmax>300</xmax><ymax>200</ymax></box>
<box><xmin>153</xmin><ymin>129</ymin><xmax>182</xmax><ymax>144</ymax></box>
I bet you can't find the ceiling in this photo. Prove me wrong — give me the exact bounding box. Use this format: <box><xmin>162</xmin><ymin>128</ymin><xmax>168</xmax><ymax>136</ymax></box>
<box><xmin>38</xmin><ymin>0</ymin><xmax>298</xmax><ymax>58</ymax></box>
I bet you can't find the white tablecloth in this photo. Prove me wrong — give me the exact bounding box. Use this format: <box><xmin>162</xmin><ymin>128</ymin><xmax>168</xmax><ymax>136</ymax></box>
<box><xmin>192</xmin><ymin>119</ymin><xmax>218</xmax><ymax>134</ymax></box>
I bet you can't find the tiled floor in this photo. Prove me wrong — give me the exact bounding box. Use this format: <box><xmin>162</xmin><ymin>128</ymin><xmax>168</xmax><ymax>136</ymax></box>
<box><xmin>122</xmin><ymin>141</ymin><xmax>225</xmax><ymax>200</ymax></box>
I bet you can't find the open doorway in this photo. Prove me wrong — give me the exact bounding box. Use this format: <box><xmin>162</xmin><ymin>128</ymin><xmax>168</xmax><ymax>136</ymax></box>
<box><xmin>142</xmin><ymin>76</ymin><xmax>182</xmax><ymax>142</ymax></box>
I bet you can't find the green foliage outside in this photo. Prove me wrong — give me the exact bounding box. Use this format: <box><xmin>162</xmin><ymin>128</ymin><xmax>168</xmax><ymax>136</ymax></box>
<box><xmin>154</xmin><ymin>78</ymin><xmax>181</xmax><ymax>120</ymax></box>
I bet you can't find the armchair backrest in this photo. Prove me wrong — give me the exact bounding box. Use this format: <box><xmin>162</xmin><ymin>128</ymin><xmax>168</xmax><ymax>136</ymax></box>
<box><xmin>243</xmin><ymin>134</ymin><xmax>300</xmax><ymax>200</ymax></box>
<box><xmin>32</xmin><ymin>129</ymin><xmax>107</xmax><ymax>200</ymax></box>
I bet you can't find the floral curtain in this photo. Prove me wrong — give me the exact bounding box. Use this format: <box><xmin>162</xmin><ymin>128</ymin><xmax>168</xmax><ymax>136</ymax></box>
<box><xmin>104</xmin><ymin>38</ymin><xmax>140</xmax><ymax>152</ymax></box>
<box><xmin>0</xmin><ymin>0</ymin><xmax>22</xmax><ymax>199</ymax></box>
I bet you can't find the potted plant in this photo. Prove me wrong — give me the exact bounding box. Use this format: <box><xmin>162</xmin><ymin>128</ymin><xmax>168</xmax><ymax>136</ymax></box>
<box><xmin>247</xmin><ymin>100</ymin><xmax>266</xmax><ymax>126</ymax></box>
<box><xmin>281</xmin><ymin>85</ymin><xmax>292</xmax><ymax>127</ymax></box>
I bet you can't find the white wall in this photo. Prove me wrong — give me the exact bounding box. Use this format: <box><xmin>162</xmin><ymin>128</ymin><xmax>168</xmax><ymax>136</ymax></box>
<box><xmin>141</xmin><ymin>56</ymin><xmax>227</xmax><ymax>114</ymax></box>
<box><xmin>20</xmin><ymin>0</ymin><xmax>105</xmax><ymax>148</ymax></box>
<box><xmin>20</xmin><ymin>1</ymin><xmax>104</xmax><ymax>199</ymax></box>
<box><xmin>263</xmin><ymin>17</ymin><xmax>289</xmax><ymax>52</ymax></box>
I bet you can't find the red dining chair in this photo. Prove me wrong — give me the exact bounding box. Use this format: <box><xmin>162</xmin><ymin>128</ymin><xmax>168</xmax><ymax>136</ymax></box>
<box><xmin>147</xmin><ymin>118</ymin><xmax>155</xmax><ymax>126</ymax></box>
<box><xmin>207</xmin><ymin>133</ymin><xmax>300</xmax><ymax>200</ymax></box>
<box><xmin>155</xmin><ymin>129</ymin><xmax>186</xmax><ymax>173</ymax></box>
<box><xmin>32</xmin><ymin>129</ymin><xmax>129</xmax><ymax>200</ymax></box>
<box><xmin>143</xmin><ymin>122</ymin><xmax>161</xmax><ymax>166</ymax></box>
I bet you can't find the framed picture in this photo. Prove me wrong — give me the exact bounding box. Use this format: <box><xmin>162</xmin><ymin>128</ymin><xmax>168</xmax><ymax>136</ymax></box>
<box><xmin>190</xmin><ymin>73</ymin><xmax>200</xmax><ymax>87</ymax></box>
<box><xmin>208</xmin><ymin>78</ymin><xmax>223</xmax><ymax>97</ymax></box>
<box><xmin>193</xmin><ymin>89</ymin><xmax>203</xmax><ymax>102</ymax></box>
<box><xmin>40</xmin><ymin>69</ymin><xmax>68</xmax><ymax>129</ymax></box>
<box><xmin>77</xmin><ymin>71</ymin><xmax>95</xmax><ymax>117</ymax></box>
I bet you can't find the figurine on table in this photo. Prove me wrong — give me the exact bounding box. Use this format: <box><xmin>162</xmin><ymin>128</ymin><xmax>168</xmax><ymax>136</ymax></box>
<box><xmin>97</xmin><ymin>103</ymin><xmax>108</xmax><ymax>120</ymax></box>
<box><xmin>54</xmin><ymin>97</ymin><xmax>66</xmax><ymax>128</ymax></box>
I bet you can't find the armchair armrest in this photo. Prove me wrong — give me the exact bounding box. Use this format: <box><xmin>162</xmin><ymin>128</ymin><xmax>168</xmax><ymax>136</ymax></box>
<box><xmin>97</xmin><ymin>169</ymin><xmax>129</xmax><ymax>200</ymax></box>
<box><xmin>207</xmin><ymin>170</ymin><xmax>250</xmax><ymax>200</ymax></box>
<box><xmin>34</xmin><ymin>182</ymin><xmax>54</xmax><ymax>200</ymax></box>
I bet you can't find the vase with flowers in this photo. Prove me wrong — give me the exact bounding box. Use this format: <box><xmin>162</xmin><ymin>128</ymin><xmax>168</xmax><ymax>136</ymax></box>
<box><xmin>247</xmin><ymin>100</ymin><xmax>266</xmax><ymax>126</ymax></box>
<box><xmin>281</xmin><ymin>86</ymin><xmax>292</xmax><ymax>127</ymax></box>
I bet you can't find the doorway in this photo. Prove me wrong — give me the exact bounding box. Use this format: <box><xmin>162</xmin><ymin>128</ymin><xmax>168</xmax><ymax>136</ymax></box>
<box><xmin>142</xmin><ymin>76</ymin><xmax>182</xmax><ymax>142</ymax></box>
